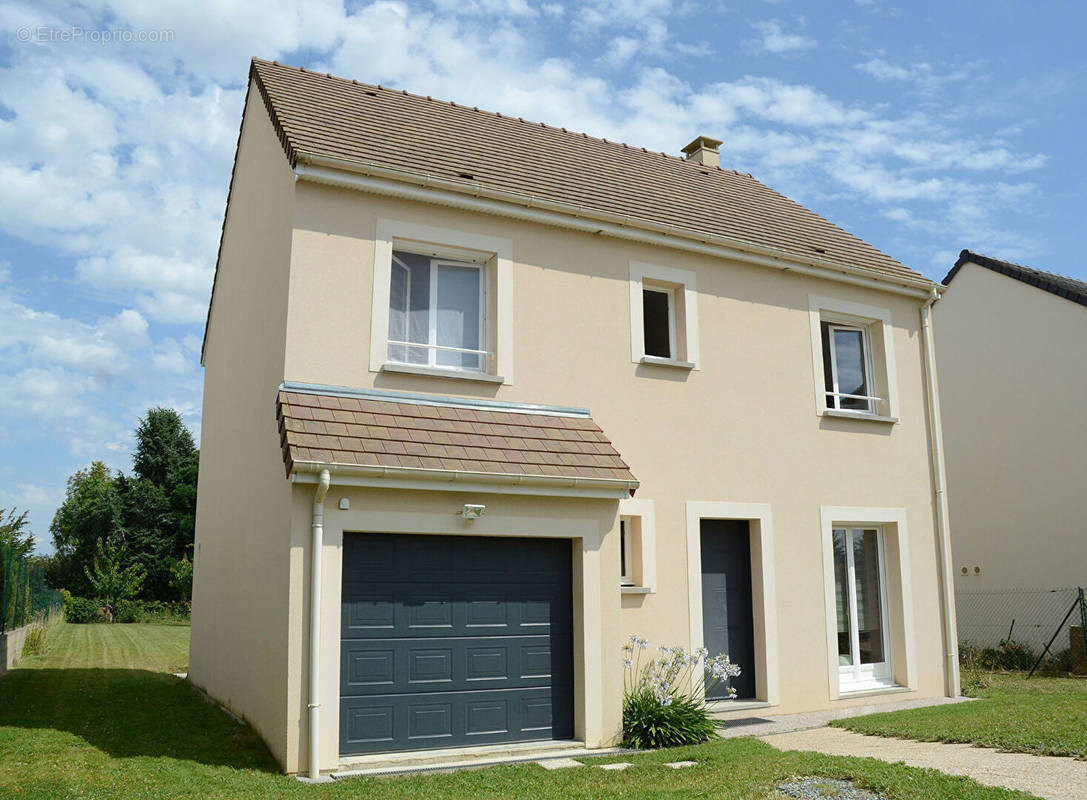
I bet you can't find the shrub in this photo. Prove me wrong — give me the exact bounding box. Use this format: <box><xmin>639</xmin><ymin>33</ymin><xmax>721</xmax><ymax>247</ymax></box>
<box><xmin>115</xmin><ymin>599</ymin><xmax>191</xmax><ymax>624</ymax></box>
<box><xmin>621</xmin><ymin>635</ymin><xmax>741</xmax><ymax>749</ymax></box>
<box><xmin>22</xmin><ymin>624</ymin><xmax>47</xmax><ymax>656</ymax></box>
<box><xmin>63</xmin><ymin>593</ymin><xmax>106</xmax><ymax>624</ymax></box>
<box><xmin>981</xmin><ymin>638</ymin><xmax>1036</xmax><ymax>672</ymax></box>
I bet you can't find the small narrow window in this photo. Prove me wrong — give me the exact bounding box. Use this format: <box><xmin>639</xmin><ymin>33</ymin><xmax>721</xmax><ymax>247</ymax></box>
<box><xmin>821</xmin><ymin>321</ymin><xmax>875</xmax><ymax>412</ymax></box>
<box><xmin>642</xmin><ymin>286</ymin><xmax>675</xmax><ymax>359</ymax></box>
<box><xmin>619</xmin><ymin>517</ymin><xmax>634</xmax><ymax>586</ymax></box>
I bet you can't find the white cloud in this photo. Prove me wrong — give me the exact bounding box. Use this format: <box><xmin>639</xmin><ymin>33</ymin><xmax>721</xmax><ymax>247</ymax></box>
<box><xmin>751</xmin><ymin>19</ymin><xmax>816</xmax><ymax>53</ymax></box>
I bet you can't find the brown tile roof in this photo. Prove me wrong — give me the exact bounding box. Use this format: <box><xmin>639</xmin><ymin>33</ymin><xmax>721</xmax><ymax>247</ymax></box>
<box><xmin>249</xmin><ymin>58</ymin><xmax>930</xmax><ymax>289</ymax></box>
<box><xmin>276</xmin><ymin>386</ymin><xmax>638</xmax><ymax>490</ymax></box>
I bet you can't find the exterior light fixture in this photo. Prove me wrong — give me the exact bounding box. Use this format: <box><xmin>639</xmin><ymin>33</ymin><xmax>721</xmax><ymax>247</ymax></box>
<box><xmin>461</xmin><ymin>504</ymin><xmax>486</xmax><ymax>521</ymax></box>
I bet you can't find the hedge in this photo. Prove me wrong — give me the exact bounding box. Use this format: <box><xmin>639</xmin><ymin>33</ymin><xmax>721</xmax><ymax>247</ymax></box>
<box><xmin>62</xmin><ymin>593</ymin><xmax>191</xmax><ymax>624</ymax></box>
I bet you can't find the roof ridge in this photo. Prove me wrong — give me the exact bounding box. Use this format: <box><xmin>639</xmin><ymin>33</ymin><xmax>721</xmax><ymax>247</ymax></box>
<box><xmin>252</xmin><ymin>57</ymin><xmax>750</xmax><ymax>176</ymax></box>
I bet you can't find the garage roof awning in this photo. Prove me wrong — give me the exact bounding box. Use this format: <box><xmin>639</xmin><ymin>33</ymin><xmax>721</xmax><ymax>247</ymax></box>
<box><xmin>276</xmin><ymin>383</ymin><xmax>639</xmax><ymax>498</ymax></box>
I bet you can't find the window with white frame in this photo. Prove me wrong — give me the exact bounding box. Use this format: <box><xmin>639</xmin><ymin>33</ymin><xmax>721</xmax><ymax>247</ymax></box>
<box><xmin>820</xmin><ymin>320</ymin><xmax>878</xmax><ymax>412</ymax></box>
<box><xmin>620</xmin><ymin>516</ymin><xmax>635</xmax><ymax>586</ymax></box>
<box><xmin>387</xmin><ymin>249</ymin><xmax>488</xmax><ymax>373</ymax></box>
<box><xmin>642</xmin><ymin>286</ymin><xmax>676</xmax><ymax>360</ymax></box>
<box><xmin>832</xmin><ymin>526</ymin><xmax>892</xmax><ymax>690</ymax></box>
<box><xmin>628</xmin><ymin>261</ymin><xmax>699</xmax><ymax>369</ymax></box>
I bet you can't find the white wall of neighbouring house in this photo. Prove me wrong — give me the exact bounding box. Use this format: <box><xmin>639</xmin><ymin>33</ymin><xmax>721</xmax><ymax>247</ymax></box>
<box><xmin>936</xmin><ymin>263</ymin><xmax>1087</xmax><ymax>595</ymax></box>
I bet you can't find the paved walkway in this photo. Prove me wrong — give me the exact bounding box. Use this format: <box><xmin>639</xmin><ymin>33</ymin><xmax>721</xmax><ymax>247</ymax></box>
<box><xmin>761</xmin><ymin>727</ymin><xmax>1087</xmax><ymax>800</ymax></box>
<box><xmin>714</xmin><ymin>696</ymin><xmax>968</xmax><ymax>738</ymax></box>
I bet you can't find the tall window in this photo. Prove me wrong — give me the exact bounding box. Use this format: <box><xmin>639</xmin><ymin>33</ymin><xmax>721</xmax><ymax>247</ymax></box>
<box><xmin>388</xmin><ymin>250</ymin><xmax>487</xmax><ymax>372</ymax></box>
<box><xmin>833</xmin><ymin>527</ymin><xmax>891</xmax><ymax>689</ymax></box>
<box><xmin>642</xmin><ymin>286</ymin><xmax>675</xmax><ymax>359</ymax></box>
<box><xmin>821</xmin><ymin>322</ymin><xmax>876</xmax><ymax>412</ymax></box>
<box><xmin>619</xmin><ymin>517</ymin><xmax>634</xmax><ymax>586</ymax></box>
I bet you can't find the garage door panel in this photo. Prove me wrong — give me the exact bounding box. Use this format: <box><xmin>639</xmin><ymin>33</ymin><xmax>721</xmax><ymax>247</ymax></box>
<box><xmin>340</xmin><ymin>533</ymin><xmax>573</xmax><ymax>754</ymax></box>
<box><xmin>341</xmin><ymin>634</ymin><xmax>563</xmax><ymax>694</ymax></box>
<box><xmin>340</xmin><ymin>688</ymin><xmax>565</xmax><ymax>751</ymax></box>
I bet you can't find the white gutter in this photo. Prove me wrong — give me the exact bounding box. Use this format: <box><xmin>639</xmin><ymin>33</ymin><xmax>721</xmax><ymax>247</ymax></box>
<box><xmin>290</xmin><ymin>461</ymin><xmax>637</xmax><ymax>500</ymax></box>
<box><xmin>308</xmin><ymin>468</ymin><xmax>330</xmax><ymax>780</ymax></box>
<box><xmin>920</xmin><ymin>288</ymin><xmax>960</xmax><ymax>697</ymax></box>
<box><xmin>293</xmin><ymin>157</ymin><xmax>936</xmax><ymax>300</ymax></box>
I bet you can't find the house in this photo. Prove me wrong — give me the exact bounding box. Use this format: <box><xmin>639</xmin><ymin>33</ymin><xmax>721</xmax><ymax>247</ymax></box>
<box><xmin>189</xmin><ymin>58</ymin><xmax>960</xmax><ymax>777</ymax></box>
<box><xmin>935</xmin><ymin>251</ymin><xmax>1087</xmax><ymax>651</ymax></box>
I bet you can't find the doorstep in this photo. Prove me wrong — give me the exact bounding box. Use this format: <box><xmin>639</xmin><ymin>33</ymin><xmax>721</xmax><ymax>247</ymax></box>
<box><xmin>332</xmin><ymin>740</ymin><xmax>622</xmax><ymax>778</ymax></box>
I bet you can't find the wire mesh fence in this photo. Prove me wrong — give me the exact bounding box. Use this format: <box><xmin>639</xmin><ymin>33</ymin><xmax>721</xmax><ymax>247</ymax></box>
<box><xmin>0</xmin><ymin>542</ymin><xmax>63</xmax><ymax>634</ymax></box>
<box><xmin>956</xmin><ymin>586</ymin><xmax>1087</xmax><ymax>674</ymax></box>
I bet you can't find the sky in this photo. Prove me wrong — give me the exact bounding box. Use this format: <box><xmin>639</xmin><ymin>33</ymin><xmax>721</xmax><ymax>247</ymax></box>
<box><xmin>1</xmin><ymin>1</ymin><xmax>1084</xmax><ymax>553</ymax></box>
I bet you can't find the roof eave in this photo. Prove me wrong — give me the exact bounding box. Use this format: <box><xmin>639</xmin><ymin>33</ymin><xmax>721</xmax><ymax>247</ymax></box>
<box><xmin>293</xmin><ymin>151</ymin><xmax>938</xmax><ymax>300</ymax></box>
<box><xmin>289</xmin><ymin>459</ymin><xmax>639</xmax><ymax>500</ymax></box>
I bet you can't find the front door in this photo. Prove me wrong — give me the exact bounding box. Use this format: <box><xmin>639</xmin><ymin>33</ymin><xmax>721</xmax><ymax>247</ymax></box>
<box><xmin>700</xmin><ymin>520</ymin><xmax>756</xmax><ymax>699</ymax></box>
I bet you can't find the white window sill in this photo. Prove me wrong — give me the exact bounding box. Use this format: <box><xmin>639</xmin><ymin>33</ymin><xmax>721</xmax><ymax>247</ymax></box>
<box><xmin>620</xmin><ymin>585</ymin><xmax>653</xmax><ymax>595</ymax></box>
<box><xmin>639</xmin><ymin>355</ymin><xmax>695</xmax><ymax>370</ymax></box>
<box><xmin>822</xmin><ymin>409</ymin><xmax>898</xmax><ymax>424</ymax></box>
<box><xmin>381</xmin><ymin>363</ymin><xmax>505</xmax><ymax>384</ymax></box>
<box><xmin>836</xmin><ymin>683</ymin><xmax>911</xmax><ymax>700</ymax></box>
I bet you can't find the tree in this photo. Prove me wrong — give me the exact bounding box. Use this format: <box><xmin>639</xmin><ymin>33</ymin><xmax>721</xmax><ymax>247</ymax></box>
<box><xmin>48</xmin><ymin>462</ymin><xmax>122</xmax><ymax>595</ymax></box>
<box><xmin>133</xmin><ymin>408</ymin><xmax>197</xmax><ymax>488</ymax></box>
<box><xmin>0</xmin><ymin>507</ymin><xmax>35</xmax><ymax>558</ymax></box>
<box><xmin>84</xmin><ymin>538</ymin><xmax>146</xmax><ymax>622</ymax></box>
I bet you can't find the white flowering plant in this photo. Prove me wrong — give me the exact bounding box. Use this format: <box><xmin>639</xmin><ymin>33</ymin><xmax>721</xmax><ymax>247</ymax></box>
<box><xmin>620</xmin><ymin>635</ymin><xmax>742</xmax><ymax>749</ymax></box>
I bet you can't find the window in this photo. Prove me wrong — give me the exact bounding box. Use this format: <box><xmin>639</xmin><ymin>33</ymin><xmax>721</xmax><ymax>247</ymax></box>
<box><xmin>620</xmin><ymin>517</ymin><xmax>635</xmax><ymax>586</ymax></box>
<box><xmin>370</xmin><ymin>219</ymin><xmax>513</xmax><ymax>383</ymax></box>
<box><xmin>808</xmin><ymin>296</ymin><xmax>900</xmax><ymax>421</ymax></box>
<box><xmin>387</xmin><ymin>250</ymin><xmax>487</xmax><ymax>373</ymax></box>
<box><xmin>628</xmin><ymin>261</ymin><xmax>699</xmax><ymax>369</ymax></box>
<box><xmin>821</xmin><ymin>322</ymin><xmax>877</xmax><ymax>412</ymax></box>
<box><xmin>832</xmin><ymin>527</ymin><xmax>892</xmax><ymax>690</ymax></box>
<box><xmin>642</xmin><ymin>287</ymin><xmax>676</xmax><ymax>359</ymax></box>
<box><xmin>617</xmin><ymin>500</ymin><xmax>656</xmax><ymax>592</ymax></box>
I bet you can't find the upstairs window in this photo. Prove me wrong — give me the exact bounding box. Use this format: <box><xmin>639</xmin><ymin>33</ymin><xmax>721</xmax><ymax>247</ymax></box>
<box><xmin>388</xmin><ymin>250</ymin><xmax>487</xmax><ymax>373</ymax></box>
<box><xmin>821</xmin><ymin>321</ymin><xmax>876</xmax><ymax>413</ymax></box>
<box><xmin>642</xmin><ymin>286</ymin><xmax>676</xmax><ymax>359</ymax></box>
<box><xmin>620</xmin><ymin>517</ymin><xmax>635</xmax><ymax>586</ymax></box>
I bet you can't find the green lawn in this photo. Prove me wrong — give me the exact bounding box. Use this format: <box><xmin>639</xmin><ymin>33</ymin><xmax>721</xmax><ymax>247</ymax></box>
<box><xmin>0</xmin><ymin>623</ymin><xmax>1040</xmax><ymax>800</ymax></box>
<box><xmin>834</xmin><ymin>672</ymin><xmax>1087</xmax><ymax>759</ymax></box>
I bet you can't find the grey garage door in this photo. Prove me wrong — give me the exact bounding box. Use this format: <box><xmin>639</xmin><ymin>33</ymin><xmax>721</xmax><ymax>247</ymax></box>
<box><xmin>340</xmin><ymin>533</ymin><xmax>574</xmax><ymax>755</ymax></box>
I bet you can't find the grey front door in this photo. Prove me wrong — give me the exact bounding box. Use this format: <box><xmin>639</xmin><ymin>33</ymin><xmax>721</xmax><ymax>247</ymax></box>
<box><xmin>700</xmin><ymin>520</ymin><xmax>757</xmax><ymax>699</ymax></box>
<box><xmin>340</xmin><ymin>533</ymin><xmax>574</xmax><ymax>755</ymax></box>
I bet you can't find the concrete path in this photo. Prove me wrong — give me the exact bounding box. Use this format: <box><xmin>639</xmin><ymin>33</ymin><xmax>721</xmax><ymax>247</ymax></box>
<box><xmin>761</xmin><ymin>727</ymin><xmax>1087</xmax><ymax>800</ymax></box>
<box><xmin>714</xmin><ymin>696</ymin><xmax>968</xmax><ymax>739</ymax></box>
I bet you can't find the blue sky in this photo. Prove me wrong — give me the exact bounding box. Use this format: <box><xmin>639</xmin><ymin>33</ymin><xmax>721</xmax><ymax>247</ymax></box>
<box><xmin>1</xmin><ymin>1</ymin><xmax>1084</xmax><ymax>552</ymax></box>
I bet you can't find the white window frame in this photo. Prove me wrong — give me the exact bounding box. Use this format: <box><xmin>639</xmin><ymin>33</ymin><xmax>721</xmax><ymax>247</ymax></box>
<box><xmin>370</xmin><ymin>219</ymin><xmax>514</xmax><ymax>383</ymax></box>
<box><xmin>819</xmin><ymin>506</ymin><xmax>917</xmax><ymax>699</ymax></box>
<box><xmin>387</xmin><ymin>253</ymin><xmax>489</xmax><ymax>372</ymax></box>
<box><xmin>824</xmin><ymin>321</ymin><xmax>879</xmax><ymax>413</ymax></box>
<box><xmin>629</xmin><ymin>261</ymin><xmax>699</xmax><ymax>369</ymax></box>
<box><xmin>833</xmin><ymin>526</ymin><xmax>893</xmax><ymax>690</ymax></box>
<box><xmin>641</xmin><ymin>285</ymin><xmax>677</xmax><ymax>361</ymax></box>
<box><xmin>807</xmin><ymin>295</ymin><xmax>899</xmax><ymax>421</ymax></box>
<box><xmin>617</xmin><ymin>498</ymin><xmax>656</xmax><ymax>593</ymax></box>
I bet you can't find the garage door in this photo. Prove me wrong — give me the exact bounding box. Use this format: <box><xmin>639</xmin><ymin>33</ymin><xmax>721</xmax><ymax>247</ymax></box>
<box><xmin>340</xmin><ymin>533</ymin><xmax>574</xmax><ymax>755</ymax></box>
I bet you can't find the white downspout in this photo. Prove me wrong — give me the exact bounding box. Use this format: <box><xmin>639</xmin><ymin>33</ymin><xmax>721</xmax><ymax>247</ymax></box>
<box><xmin>920</xmin><ymin>288</ymin><xmax>960</xmax><ymax>697</ymax></box>
<box><xmin>308</xmin><ymin>469</ymin><xmax>331</xmax><ymax>779</ymax></box>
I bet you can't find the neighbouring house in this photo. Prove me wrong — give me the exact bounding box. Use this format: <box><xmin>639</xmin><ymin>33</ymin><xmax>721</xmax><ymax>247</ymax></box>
<box><xmin>189</xmin><ymin>58</ymin><xmax>960</xmax><ymax>776</ymax></box>
<box><xmin>935</xmin><ymin>251</ymin><xmax>1087</xmax><ymax>651</ymax></box>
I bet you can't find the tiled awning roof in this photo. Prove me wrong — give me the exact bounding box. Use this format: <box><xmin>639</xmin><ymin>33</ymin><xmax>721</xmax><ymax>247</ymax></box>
<box><xmin>276</xmin><ymin>385</ymin><xmax>638</xmax><ymax>495</ymax></box>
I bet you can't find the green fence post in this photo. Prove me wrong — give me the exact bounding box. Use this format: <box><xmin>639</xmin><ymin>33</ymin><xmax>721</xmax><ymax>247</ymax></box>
<box><xmin>0</xmin><ymin>543</ymin><xmax>8</xmax><ymax>634</ymax></box>
<box><xmin>1079</xmin><ymin>588</ymin><xmax>1087</xmax><ymax>666</ymax></box>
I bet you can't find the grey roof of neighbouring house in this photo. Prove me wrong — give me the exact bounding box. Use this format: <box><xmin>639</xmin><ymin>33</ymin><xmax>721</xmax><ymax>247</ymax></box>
<box><xmin>248</xmin><ymin>58</ymin><xmax>930</xmax><ymax>288</ymax></box>
<box><xmin>944</xmin><ymin>250</ymin><xmax>1087</xmax><ymax>308</ymax></box>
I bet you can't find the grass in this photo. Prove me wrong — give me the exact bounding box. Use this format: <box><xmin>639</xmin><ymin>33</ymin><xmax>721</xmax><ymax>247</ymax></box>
<box><xmin>0</xmin><ymin>624</ymin><xmax>1041</xmax><ymax>800</ymax></box>
<box><xmin>834</xmin><ymin>672</ymin><xmax>1087</xmax><ymax>759</ymax></box>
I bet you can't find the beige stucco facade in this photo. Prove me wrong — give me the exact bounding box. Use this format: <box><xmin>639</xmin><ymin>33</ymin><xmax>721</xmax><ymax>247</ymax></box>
<box><xmin>935</xmin><ymin>262</ymin><xmax>1087</xmax><ymax>596</ymax></box>
<box><xmin>191</xmin><ymin>81</ymin><xmax>957</xmax><ymax>775</ymax></box>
